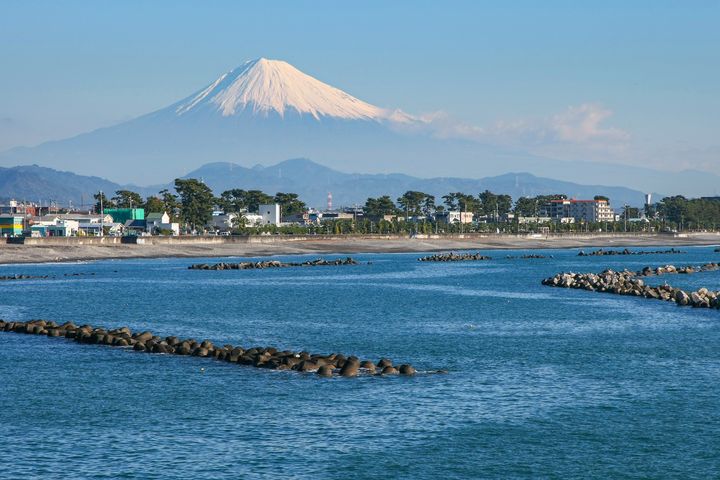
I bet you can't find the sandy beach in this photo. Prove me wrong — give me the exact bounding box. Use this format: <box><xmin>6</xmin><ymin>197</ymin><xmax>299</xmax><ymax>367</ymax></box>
<box><xmin>1</xmin><ymin>233</ymin><xmax>718</xmax><ymax>265</ymax></box>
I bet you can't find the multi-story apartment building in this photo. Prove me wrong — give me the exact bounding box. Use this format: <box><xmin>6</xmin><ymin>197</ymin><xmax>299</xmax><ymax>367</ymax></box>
<box><xmin>540</xmin><ymin>199</ymin><xmax>615</xmax><ymax>223</ymax></box>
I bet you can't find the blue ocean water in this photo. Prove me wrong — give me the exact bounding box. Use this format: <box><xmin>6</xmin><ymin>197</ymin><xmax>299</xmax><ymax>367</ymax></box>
<box><xmin>1</xmin><ymin>246</ymin><xmax>719</xmax><ymax>479</ymax></box>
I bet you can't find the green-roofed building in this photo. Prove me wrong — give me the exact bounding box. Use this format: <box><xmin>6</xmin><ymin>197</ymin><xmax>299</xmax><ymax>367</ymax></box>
<box><xmin>104</xmin><ymin>208</ymin><xmax>144</xmax><ymax>224</ymax></box>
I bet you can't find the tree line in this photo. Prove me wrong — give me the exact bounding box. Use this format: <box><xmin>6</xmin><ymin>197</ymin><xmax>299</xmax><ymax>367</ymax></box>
<box><xmin>92</xmin><ymin>180</ymin><xmax>720</xmax><ymax>233</ymax></box>
<box><xmin>94</xmin><ymin>179</ymin><xmax>308</xmax><ymax>232</ymax></box>
<box><xmin>651</xmin><ymin>195</ymin><xmax>720</xmax><ymax>230</ymax></box>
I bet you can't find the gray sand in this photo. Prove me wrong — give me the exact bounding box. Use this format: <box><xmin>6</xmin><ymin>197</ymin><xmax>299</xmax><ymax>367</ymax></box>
<box><xmin>1</xmin><ymin>233</ymin><xmax>718</xmax><ymax>265</ymax></box>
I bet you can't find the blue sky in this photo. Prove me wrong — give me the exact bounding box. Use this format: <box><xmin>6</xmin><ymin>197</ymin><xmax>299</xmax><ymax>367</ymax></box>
<box><xmin>0</xmin><ymin>0</ymin><xmax>718</xmax><ymax>172</ymax></box>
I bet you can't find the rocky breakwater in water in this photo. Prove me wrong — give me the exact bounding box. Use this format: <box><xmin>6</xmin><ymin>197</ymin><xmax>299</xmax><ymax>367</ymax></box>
<box><xmin>189</xmin><ymin>257</ymin><xmax>358</xmax><ymax>270</ymax></box>
<box><xmin>0</xmin><ymin>274</ymin><xmax>50</xmax><ymax>281</ymax></box>
<box><xmin>542</xmin><ymin>269</ymin><xmax>720</xmax><ymax>309</ymax></box>
<box><xmin>418</xmin><ymin>252</ymin><xmax>491</xmax><ymax>262</ymax></box>
<box><xmin>0</xmin><ymin>272</ymin><xmax>97</xmax><ymax>281</ymax></box>
<box><xmin>0</xmin><ymin>319</ymin><xmax>424</xmax><ymax>378</ymax></box>
<box><xmin>578</xmin><ymin>248</ymin><xmax>685</xmax><ymax>257</ymax></box>
<box><xmin>636</xmin><ymin>262</ymin><xmax>720</xmax><ymax>277</ymax></box>
<box><xmin>505</xmin><ymin>254</ymin><xmax>551</xmax><ymax>259</ymax></box>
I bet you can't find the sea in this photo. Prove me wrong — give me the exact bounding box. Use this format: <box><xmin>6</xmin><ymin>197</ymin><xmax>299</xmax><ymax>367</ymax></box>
<box><xmin>1</xmin><ymin>246</ymin><xmax>719</xmax><ymax>479</ymax></box>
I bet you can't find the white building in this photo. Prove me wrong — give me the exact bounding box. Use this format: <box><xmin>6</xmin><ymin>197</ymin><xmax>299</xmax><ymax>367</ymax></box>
<box><xmin>436</xmin><ymin>211</ymin><xmax>474</xmax><ymax>224</ymax></box>
<box><xmin>516</xmin><ymin>216</ymin><xmax>553</xmax><ymax>224</ymax></box>
<box><xmin>47</xmin><ymin>220</ymin><xmax>79</xmax><ymax>237</ymax></box>
<box><xmin>146</xmin><ymin>212</ymin><xmax>179</xmax><ymax>236</ymax></box>
<box><xmin>211</xmin><ymin>212</ymin><xmax>263</xmax><ymax>231</ymax></box>
<box><xmin>37</xmin><ymin>213</ymin><xmax>113</xmax><ymax>224</ymax></box>
<box><xmin>259</xmin><ymin>204</ymin><xmax>281</xmax><ymax>226</ymax></box>
<box><xmin>540</xmin><ymin>199</ymin><xmax>615</xmax><ymax>223</ymax></box>
<box><xmin>210</xmin><ymin>212</ymin><xmax>237</xmax><ymax>232</ymax></box>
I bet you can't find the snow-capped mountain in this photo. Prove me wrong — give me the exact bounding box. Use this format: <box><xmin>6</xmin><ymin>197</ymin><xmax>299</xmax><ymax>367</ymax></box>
<box><xmin>0</xmin><ymin>57</ymin><xmax>438</xmax><ymax>184</ymax></box>
<box><xmin>1</xmin><ymin>57</ymin><xmax>717</xmax><ymax>196</ymax></box>
<box><xmin>173</xmin><ymin>58</ymin><xmax>410</xmax><ymax>122</ymax></box>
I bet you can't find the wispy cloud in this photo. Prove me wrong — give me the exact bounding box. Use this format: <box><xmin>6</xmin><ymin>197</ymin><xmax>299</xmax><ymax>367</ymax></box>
<box><xmin>549</xmin><ymin>104</ymin><xmax>629</xmax><ymax>144</ymax></box>
<box><xmin>388</xmin><ymin>103</ymin><xmax>630</xmax><ymax>151</ymax></box>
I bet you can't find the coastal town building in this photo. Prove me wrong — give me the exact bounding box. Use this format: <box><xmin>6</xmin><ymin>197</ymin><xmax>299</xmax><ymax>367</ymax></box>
<box><xmin>146</xmin><ymin>212</ymin><xmax>179</xmax><ymax>235</ymax></box>
<box><xmin>317</xmin><ymin>210</ymin><xmax>354</xmax><ymax>221</ymax></box>
<box><xmin>210</xmin><ymin>211</ymin><xmax>264</xmax><ymax>231</ymax></box>
<box><xmin>540</xmin><ymin>199</ymin><xmax>615</xmax><ymax>223</ymax></box>
<box><xmin>211</xmin><ymin>212</ymin><xmax>236</xmax><ymax>231</ymax></box>
<box><xmin>37</xmin><ymin>213</ymin><xmax>113</xmax><ymax>225</ymax></box>
<box><xmin>47</xmin><ymin>220</ymin><xmax>80</xmax><ymax>237</ymax></box>
<box><xmin>282</xmin><ymin>212</ymin><xmax>311</xmax><ymax>224</ymax></box>
<box><xmin>244</xmin><ymin>213</ymin><xmax>263</xmax><ymax>226</ymax></box>
<box><xmin>29</xmin><ymin>213</ymin><xmax>122</xmax><ymax>237</ymax></box>
<box><xmin>0</xmin><ymin>214</ymin><xmax>25</xmax><ymax>236</ymax></box>
<box><xmin>259</xmin><ymin>204</ymin><xmax>281</xmax><ymax>226</ymax></box>
<box><xmin>0</xmin><ymin>200</ymin><xmax>42</xmax><ymax>217</ymax></box>
<box><xmin>435</xmin><ymin>211</ymin><xmax>474</xmax><ymax>224</ymax></box>
<box><xmin>516</xmin><ymin>216</ymin><xmax>553</xmax><ymax>224</ymax></box>
<box><xmin>104</xmin><ymin>208</ymin><xmax>144</xmax><ymax>224</ymax></box>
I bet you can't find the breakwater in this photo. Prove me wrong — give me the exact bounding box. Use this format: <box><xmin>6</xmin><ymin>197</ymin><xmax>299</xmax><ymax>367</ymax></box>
<box><xmin>189</xmin><ymin>257</ymin><xmax>358</xmax><ymax>270</ymax></box>
<box><xmin>0</xmin><ymin>319</ymin><xmax>421</xmax><ymax>377</ymax></box>
<box><xmin>505</xmin><ymin>254</ymin><xmax>550</xmax><ymax>259</ymax></box>
<box><xmin>0</xmin><ymin>272</ymin><xmax>97</xmax><ymax>281</ymax></box>
<box><xmin>636</xmin><ymin>262</ymin><xmax>720</xmax><ymax>276</ymax></box>
<box><xmin>542</xmin><ymin>269</ymin><xmax>720</xmax><ymax>309</ymax></box>
<box><xmin>577</xmin><ymin>248</ymin><xmax>685</xmax><ymax>257</ymax></box>
<box><xmin>1</xmin><ymin>274</ymin><xmax>50</xmax><ymax>281</ymax></box>
<box><xmin>418</xmin><ymin>252</ymin><xmax>491</xmax><ymax>262</ymax></box>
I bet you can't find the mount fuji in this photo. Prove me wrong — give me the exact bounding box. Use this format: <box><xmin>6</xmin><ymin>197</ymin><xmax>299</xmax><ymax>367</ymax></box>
<box><xmin>0</xmin><ymin>58</ymin><xmax>439</xmax><ymax>184</ymax></box>
<box><xmin>1</xmin><ymin>57</ymin><xmax>718</xmax><ymax>196</ymax></box>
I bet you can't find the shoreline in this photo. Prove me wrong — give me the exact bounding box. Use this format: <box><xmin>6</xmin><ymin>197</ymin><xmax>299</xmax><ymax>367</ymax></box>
<box><xmin>0</xmin><ymin>233</ymin><xmax>718</xmax><ymax>265</ymax></box>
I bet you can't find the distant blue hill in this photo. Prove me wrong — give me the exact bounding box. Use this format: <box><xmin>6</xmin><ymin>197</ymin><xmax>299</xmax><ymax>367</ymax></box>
<box><xmin>0</xmin><ymin>159</ymin><xmax>656</xmax><ymax>209</ymax></box>
<box><xmin>0</xmin><ymin>164</ymin><xmax>151</xmax><ymax>209</ymax></box>
<box><xmin>182</xmin><ymin>158</ymin><xmax>657</xmax><ymax>208</ymax></box>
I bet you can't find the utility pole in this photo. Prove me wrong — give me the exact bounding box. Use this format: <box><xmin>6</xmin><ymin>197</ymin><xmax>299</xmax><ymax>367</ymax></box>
<box><xmin>405</xmin><ymin>203</ymin><xmax>409</xmax><ymax>234</ymax></box>
<box><xmin>624</xmin><ymin>204</ymin><xmax>628</xmax><ymax>233</ymax></box>
<box><xmin>353</xmin><ymin>203</ymin><xmax>357</xmax><ymax>233</ymax></box>
<box><xmin>99</xmin><ymin>191</ymin><xmax>104</xmax><ymax>237</ymax></box>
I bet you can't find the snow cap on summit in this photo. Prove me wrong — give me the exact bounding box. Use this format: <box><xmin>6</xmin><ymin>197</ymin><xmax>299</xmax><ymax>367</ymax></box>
<box><xmin>176</xmin><ymin>58</ymin><xmax>405</xmax><ymax>121</ymax></box>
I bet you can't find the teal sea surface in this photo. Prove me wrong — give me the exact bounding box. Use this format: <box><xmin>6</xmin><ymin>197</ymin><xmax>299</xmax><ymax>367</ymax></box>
<box><xmin>1</xmin><ymin>246</ymin><xmax>719</xmax><ymax>479</ymax></box>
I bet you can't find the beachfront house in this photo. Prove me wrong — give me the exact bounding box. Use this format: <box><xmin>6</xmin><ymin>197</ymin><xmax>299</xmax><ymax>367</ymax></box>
<box><xmin>146</xmin><ymin>212</ymin><xmax>179</xmax><ymax>235</ymax></box>
<box><xmin>0</xmin><ymin>214</ymin><xmax>25</xmax><ymax>236</ymax></box>
<box><xmin>47</xmin><ymin>220</ymin><xmax>80</xmax><ymax>237</ymax></box>
<box><xmin>259</xmin><ymin>204</ymin><xmax>281</xmax><ymax>226</ymax></box>
<box><xmin>104</xmin><ymin>208</ymin><xmax>144</xmax><ymax>225</ymax></box>
<box><xmin>435</xmin><ymin>211</ymin><xmax>474</xmax><ymax>224</ymax></box>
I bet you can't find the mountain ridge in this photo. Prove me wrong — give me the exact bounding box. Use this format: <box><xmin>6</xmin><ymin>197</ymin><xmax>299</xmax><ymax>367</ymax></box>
<box><xmin>0</xmin><ymin>159</ymin><xmax>656</xmax><ymax>209</ymax></box>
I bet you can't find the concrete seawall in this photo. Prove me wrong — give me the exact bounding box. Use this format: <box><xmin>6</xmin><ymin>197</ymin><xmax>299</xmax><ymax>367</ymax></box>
<box><xmin>7</xmin><ymin>231</ymin><xmax>715</xmax><ymax>247</ymax></box>
<box><xmin>1</xmin><ymin>232</ymin><xmax>718</xmax><ymax>265</ymax></box>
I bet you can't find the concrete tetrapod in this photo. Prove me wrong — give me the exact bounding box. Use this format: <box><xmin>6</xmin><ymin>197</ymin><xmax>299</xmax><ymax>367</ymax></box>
<box><xmin>0</xmin><ymin>319</ymin><xmax>425</xmax><ymax>378</ymax></box>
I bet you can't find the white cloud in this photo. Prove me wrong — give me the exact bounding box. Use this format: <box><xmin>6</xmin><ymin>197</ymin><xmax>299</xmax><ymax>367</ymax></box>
<box><xmin>549</xmin><ymin>104</ymin><xmax>629</xmax><ymax>144</ymax></box>
<box><xmin>389</xmin><ymin>102</ymin><xmax>630</xmax><ymax>151</ymax></box>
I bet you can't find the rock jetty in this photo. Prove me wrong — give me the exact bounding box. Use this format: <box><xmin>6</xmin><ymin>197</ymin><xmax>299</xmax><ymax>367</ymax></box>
<box><xmin>418</xmin><ymin>252</ymin><xmax>491</xmax><ymax>262</ymax></box>
<box><xmin>505</xmin><ymin>254</ymin><xmax>550</xmax><ymax>259</ymax></box>
<box><xmin>189</xmin><ymin>257</ymin><xmax>358</xmax><ymax>270</ymax></box>
<box><xmin>0</xmin><ymin>274</ymin><xmax>50</xmax><ymax>281</ymax></box>
<box><xmin>542</xmin><ymin>269</ymin><xmax>720</xmax><ymax>309</ymax></box>
<box><xmin>636</xmin><ymin>262</ymin><xmax>720</xmax><ymax>277</ymax></box>
<box><xmin>578</xmin><ymin>248</ymin><xmax>685</xmax><ymax>257</ymax></box>
<box><xmin>0</xmin><ymin>319</ymin><xmax>420</xmax><ymax>378</ymax></box>
<box><xmin>0</xmin><ymin>272</ymin><xmax>96</xmax><ymax>281</ymax></box>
